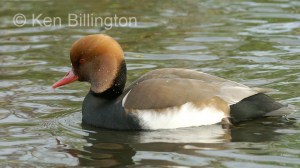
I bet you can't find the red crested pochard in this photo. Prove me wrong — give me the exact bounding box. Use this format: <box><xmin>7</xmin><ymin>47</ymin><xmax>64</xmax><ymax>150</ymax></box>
<box><xmin>52</xmin><ymin>34</ymin><xmax>288</xmax><ymax>130</ymax></box>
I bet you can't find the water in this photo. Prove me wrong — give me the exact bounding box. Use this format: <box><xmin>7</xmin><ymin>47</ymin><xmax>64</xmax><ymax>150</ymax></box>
<box><xmin>1</xmin><ymin>0</ymin><xmax>300</xmax><ymax>167</ymax></box>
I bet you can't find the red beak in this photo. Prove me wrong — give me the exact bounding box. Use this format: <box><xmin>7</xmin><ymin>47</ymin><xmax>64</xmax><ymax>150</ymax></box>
<box><xmin>52</xmin><ymin>70</ymin><xmax>79</xmax><ymax>89</ymax></box>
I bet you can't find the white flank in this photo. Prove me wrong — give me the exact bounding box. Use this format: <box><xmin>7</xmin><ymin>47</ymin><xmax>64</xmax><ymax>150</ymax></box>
<box><xmin>132</xmin><ymin>102</ymin><xmax>226</xmax><ymax>130</ymax></box>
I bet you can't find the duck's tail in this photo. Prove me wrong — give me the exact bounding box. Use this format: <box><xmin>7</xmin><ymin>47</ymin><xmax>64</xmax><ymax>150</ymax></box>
<box><xmin>264</xmin><ymin>104</ymin><xmax>296</xmax><ymax>117</ymax></box>
<box><xmin>230</xmin><ymin>93</ymin><xmax>294</xmax><ymax>123</ymax></box>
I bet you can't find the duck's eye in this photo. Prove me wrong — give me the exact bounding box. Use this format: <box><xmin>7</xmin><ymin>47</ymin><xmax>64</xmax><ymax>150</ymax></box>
<box><xmin>79</xmin><ymin>59</ymin><xmax>86</xmax><ymax>65</ymax></box>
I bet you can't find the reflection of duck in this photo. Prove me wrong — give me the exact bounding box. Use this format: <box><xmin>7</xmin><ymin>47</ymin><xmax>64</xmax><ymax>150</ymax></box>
<box><xmin>52</xmin><ymin>34</ymin><xmax>289</xmax><ymax>130</ymax></box>
<box><xmin>64</xmin><ymin>118</ymin><xmax>292</xmax><ymax>167</ymax></box>
<box><xmin>76</xmin><ymin>123</ymin><xmax>229</xmax><ymax>167</ymax></box>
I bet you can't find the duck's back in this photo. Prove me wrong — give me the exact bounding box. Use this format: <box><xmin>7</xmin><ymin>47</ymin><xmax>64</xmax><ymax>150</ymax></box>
<box><xmin>123</xmin><ymin>68</ymin><xmax>259</xmax><ymax>109</ymax></box>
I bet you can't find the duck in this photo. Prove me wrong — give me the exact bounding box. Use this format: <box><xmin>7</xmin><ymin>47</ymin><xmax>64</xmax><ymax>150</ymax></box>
<box><xmin>52</xmin><ymin>34</ymin><xmax>288</xmax><ymax>130</ymax></box>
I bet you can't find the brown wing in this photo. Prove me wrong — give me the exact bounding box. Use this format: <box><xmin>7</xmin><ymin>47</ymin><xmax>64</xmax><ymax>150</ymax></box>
<box><xmin>123</xmin><ymin>68</ymin><xmax>258</xmax><ymax>110</ymax></box>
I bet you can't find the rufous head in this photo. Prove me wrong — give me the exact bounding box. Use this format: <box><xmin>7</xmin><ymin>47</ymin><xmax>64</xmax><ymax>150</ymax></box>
<box><xmin>52</xmin><ymin>34</ymin><xmax>126</xmax><ymax>93</ymax></box>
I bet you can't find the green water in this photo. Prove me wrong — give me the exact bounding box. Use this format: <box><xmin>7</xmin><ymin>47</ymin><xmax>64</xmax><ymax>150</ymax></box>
<box><xmin>1</xmin><ymin>0</ymin><xmax>300</xmax><ymax>167</ymax></box>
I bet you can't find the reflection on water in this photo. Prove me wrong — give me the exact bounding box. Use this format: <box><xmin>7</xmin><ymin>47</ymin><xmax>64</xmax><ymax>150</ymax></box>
<box><xmin>1</xmin><ymin>0</ymin><xmax>300</xmax><ymax>167</ymax></box>
<box><xmin>71</xmin><ymin>117</ymin><xmax>297</xmax><ymax>167</ymax></box>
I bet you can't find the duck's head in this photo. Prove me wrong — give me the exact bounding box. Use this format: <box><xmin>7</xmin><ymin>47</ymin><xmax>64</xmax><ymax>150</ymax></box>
<box><xmin>52</xmin><ymin>34</ymin><xmax>126</xmax><ymax>94</ymax></box>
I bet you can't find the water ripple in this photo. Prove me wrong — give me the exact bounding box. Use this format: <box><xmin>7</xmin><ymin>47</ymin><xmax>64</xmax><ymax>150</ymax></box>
<box><xmin>198</xmin><ymin>149</ymin><xmax>300</xmax><ymax>165</ymax></box>
<box><xmin>247</xmin><ymin>22</ymin><xmax>300</xmax><ymax>34</ymax></box>
<box><xmin>185</xmin><ymin>36</ymin><xmax>239</xmax><ymax>42</ymax></box>
<box><xmin>126</xmin><ymin>52</ymin><xmax>219</xmax><ymax>61</ymax></box>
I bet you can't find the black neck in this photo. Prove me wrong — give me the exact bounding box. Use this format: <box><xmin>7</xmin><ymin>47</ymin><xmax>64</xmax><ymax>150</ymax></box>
<box><xmin>91</xmin><ymin>60</ymin><xmax>127</xmax><ymax>99</ymax></box>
